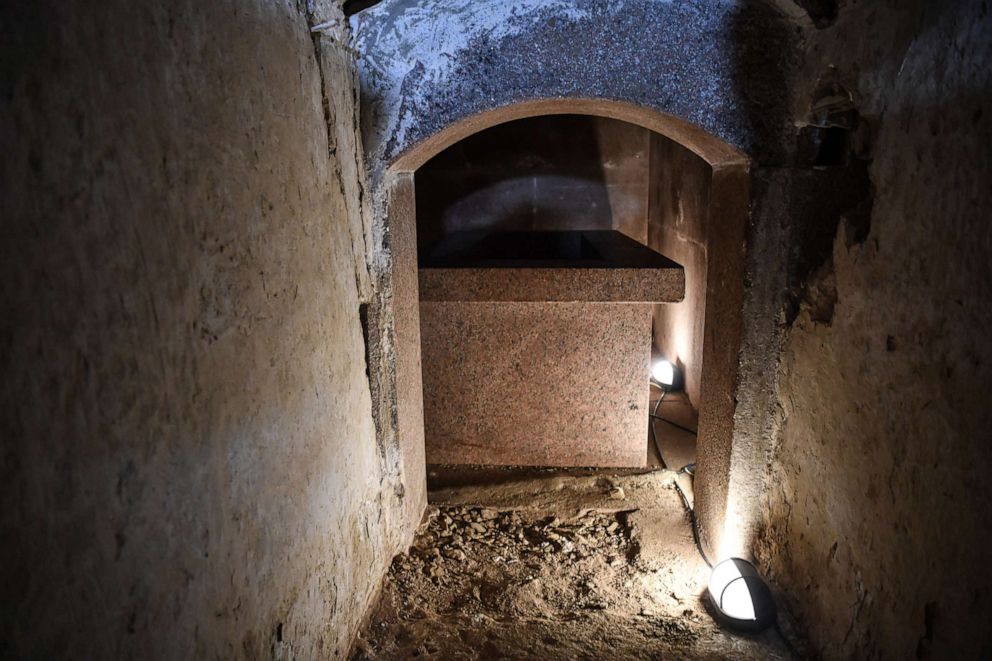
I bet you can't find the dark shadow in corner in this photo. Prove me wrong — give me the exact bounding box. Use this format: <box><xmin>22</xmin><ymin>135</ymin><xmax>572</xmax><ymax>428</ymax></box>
<box><xmin>413</xmin><ymin>115</ymin><xmax>611</xmax><ymax>252</ymax></box>
<box><xmin>730</xmin><ymin>1</ymin><xmax>874</xmax><ymax>326</ymax></box>
<box><xmin>729</xmin><ymin>0</ymin><xmax>796</xmax><ymax>167</ymax></box>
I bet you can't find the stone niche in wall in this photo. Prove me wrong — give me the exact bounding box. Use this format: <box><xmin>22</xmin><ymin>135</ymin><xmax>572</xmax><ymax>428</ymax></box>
<box><xmin>415</xmin><ymin>114</ymin><xmax>688</xmax><ymax>467</ymax></box>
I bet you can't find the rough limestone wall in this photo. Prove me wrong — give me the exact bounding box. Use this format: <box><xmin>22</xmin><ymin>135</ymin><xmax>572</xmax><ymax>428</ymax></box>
<box><xmin>0</xmin><ymin>0</ymin><xmax>409</xmax><ymax>657</ymax></box>
<box><xmin>755</xmin><ymin>1</ymin><xmax>992</xmax><ymax>657</ymax></box>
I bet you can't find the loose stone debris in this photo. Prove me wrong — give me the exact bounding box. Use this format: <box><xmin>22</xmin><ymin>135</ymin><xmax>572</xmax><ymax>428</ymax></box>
<box><xmin>351</xmin><ymin>468</ymin><xmax>797</xmax><ymax>660</ymax></box>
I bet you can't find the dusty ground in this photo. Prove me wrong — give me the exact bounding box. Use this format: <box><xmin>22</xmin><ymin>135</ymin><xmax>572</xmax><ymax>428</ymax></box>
<box><xmin>351</xmin><ymin>463</ymin><xmax>801</xmax><ymax>659</ymax></box>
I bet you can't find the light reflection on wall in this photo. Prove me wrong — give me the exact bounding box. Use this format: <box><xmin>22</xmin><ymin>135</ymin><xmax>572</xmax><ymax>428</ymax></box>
<box><xmin>718</xmin><ymin>493</ymin><xmax>749</xmax><ymax>561</ymax></box>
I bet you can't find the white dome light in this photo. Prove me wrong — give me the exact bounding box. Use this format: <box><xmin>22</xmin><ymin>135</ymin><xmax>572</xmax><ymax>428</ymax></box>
<box><xmin>707</xmin><ymin>558</ymin><xmax>776</xmax><ymax>631</ymax></box>
<box><xmin>651</xmin><ymin>359</ymin><xmax>678</xmax><ymax>388</ymax></box>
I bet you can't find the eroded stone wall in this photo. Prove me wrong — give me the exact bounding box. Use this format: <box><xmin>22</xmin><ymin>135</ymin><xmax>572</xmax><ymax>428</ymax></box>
<box><xmin>755</xmin><ymin>1</ymin><xmax>992</xmax><ymax>656</ymax></box>
<box><xmin>0</xmin><ymin>0</ymin><xmax>416</xmax><ymax>657</ymax></box>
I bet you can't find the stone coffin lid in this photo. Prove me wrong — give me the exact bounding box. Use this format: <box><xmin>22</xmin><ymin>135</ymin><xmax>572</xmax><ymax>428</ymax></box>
<box><xmin>418</xmin><ymin>230</ymin><xmax>684</xmax><ymax>303</ymax></box>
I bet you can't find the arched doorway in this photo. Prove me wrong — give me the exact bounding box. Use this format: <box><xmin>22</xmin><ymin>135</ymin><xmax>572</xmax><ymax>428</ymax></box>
<box><xmin>384</xmin><ymin>98</ymin><xmax>750</xmax><ymax>559</ymax></box>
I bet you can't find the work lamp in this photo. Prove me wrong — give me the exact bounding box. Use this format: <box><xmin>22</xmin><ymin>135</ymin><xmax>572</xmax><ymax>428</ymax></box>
<box><xmin>707</xmin><ymin>558</ymin><xmax>777</xmax><ymax>632</ymax></box>
<box><xmin>651</xmin><ymin>359</ymin><xmax>683</xmax><ymax>390</ymax></box>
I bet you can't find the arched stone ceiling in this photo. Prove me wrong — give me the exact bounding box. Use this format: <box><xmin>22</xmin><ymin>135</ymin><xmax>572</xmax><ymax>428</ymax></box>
<box><xmin>350</xmin><ymin>0</ymin><xmax>795</xmax><ymax>172</ymax></box>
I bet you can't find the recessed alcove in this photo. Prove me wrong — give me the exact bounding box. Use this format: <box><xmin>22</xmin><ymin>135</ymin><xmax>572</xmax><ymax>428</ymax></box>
<box><xmin>384</xmin><ymin>99</ymin><xmax>749</xmax><ymax>556</ymax></box>
<box><xmin>407</xmin><ymin>113</ymin><xmax>720</xmax><ymax>469</ymax></box>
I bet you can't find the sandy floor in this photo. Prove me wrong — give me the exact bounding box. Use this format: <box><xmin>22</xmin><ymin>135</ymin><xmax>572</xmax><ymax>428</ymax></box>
<box><xmin>351</xmin><ymin>465</ymin><xmax>802</xmax><ymax>660</ymax></box>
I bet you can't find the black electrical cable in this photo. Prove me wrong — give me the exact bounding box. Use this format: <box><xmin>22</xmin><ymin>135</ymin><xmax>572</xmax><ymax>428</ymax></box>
<box><xmin>648</xmin><ymin>382</ymin><xmax>699</xmax><ymax>436</ymax></box>
<box><xmin>673</xmin><ymin>472</ymin><xmax>802</xmax><ymax>657</ymax></box>
<box><xmin>649</xmin><ymin>414</ymin><xmax>699</xmax><ymax>437</ymax></box>
<box><xmin>649</xmin><ymin>386</ymin><xmax>710</xmax><ymax>567</ymax></box>
<box><xmin>672</xmin><ymin>475</ymin><xmax>713</xmax><ymax>568</ymax></box>
<box><xmin>652</xmin><ymin>383</ymin><xmax>801</xmax><ymax>656</ymax></box>
<box><xmin>648</xmin><ymin>391</ymin><xmax>669</xmax><ymax>469</ymax></box>
<box><xmin>652</xmin><ymin>389</ymin><xmax>667</xmax><ymax>417</ymax></box>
